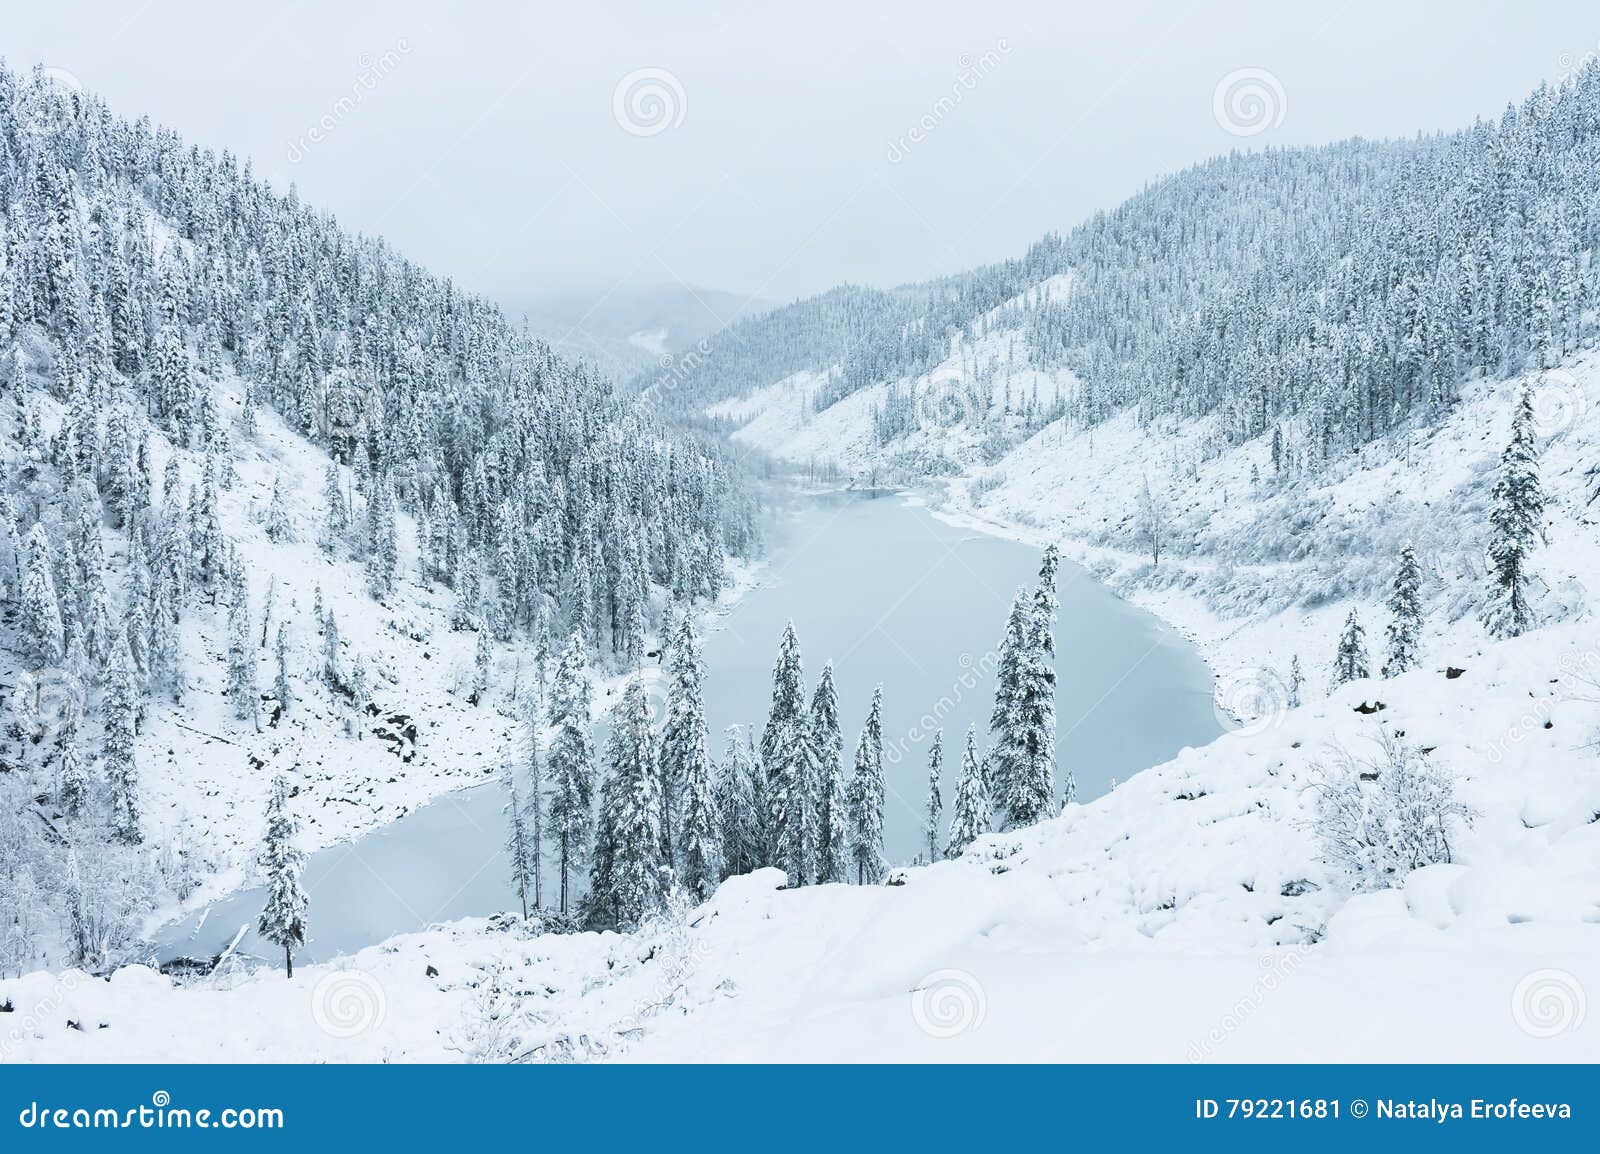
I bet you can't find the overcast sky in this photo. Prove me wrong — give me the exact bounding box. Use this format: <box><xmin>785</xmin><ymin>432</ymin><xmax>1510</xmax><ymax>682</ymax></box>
<box><xmin>7</xmin><ymin>1</ymin><xmax>1599</xmax><ymax>320</ymax></box>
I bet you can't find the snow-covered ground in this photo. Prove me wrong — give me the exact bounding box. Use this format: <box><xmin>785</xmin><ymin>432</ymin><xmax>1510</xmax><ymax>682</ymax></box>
<box><xmin>7</xmin><ymin>607</ymin><xmax>1597</xmax><ymax>1061</ymax></box>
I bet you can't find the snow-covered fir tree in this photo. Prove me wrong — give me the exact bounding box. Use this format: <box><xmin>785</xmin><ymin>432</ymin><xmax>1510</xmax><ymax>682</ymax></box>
<box><xmin>503</xmin><ymin>764</ymin><xmax>536</xmax><ymax>920</ymax></box>
<box><xmin>1332</xmin><ymin>609</ymin><xmax>1371</xmax><ymax>687</ymax></box>
<box><xmin>661</xmin><ymin>610</ymin><xmax>718</xmax><ymax>896</ymax></box>
<box><xmin>225</xmin><ymin>578</ymin><xmax>257</xmax><ymax>723</ymax></box>
<box><xmin>711</xmin><ymin>728</ymin><xmax>754</xmax><ymax>875</ymax></box>
<box><xmin>546</xmin><ymin>631</ymin><xmax>595</xmax><ymax>915</ymax></box>
<box><xmin>763</xmin><ymin>622</ymin><xmax>819</xmax><ymax>885</ymax></box>
<box><xmin>848</xmin><ymin>686</ymin><xmax>886</xmax><ymax>885</ymax></box>
<box><xmin>585</xmin><ymin>678</ymin><xmax>666</xmax><ymax>930</ymax></box>
<box><xmin>257</xmin><ymin>773</ymin><xmax>307</xmax><ymax>978</ymax></box>
<box><xmin>811</xmin><ymin>662</ymin><xmax>850</xmax><ymax>885</ymax></box>
<box><xmin>264</xmin><ymin>478</ymin><xmax>294</xmax><ymax>543</ymax></box>
<box><xmin>54</xmin><ymin>706</ymin><xmax>89</xmax><ymax>819</ymax></box>
<box><xmin>1481</xmin><ymin>385</ymin><xmax>1544</xmax><ymax>639</ymax></box>
<box><xmin>273</xmin><ymin>623</ymin><xmax>293</xmax><ymax>719</ymax></box>
<box><xmin>946</xmin><ymin>724</ymin><xmax>991</xmax><ymax>858</ymax></box>
<box><xmin>103</xmin><ymin>633</ymin><xmax>140</xmax><ymax>844</ymax></box>
<box><xmin>657</xmin><ymin>609</ymin><xmax>698</xmax><ymax>860</ymax></box>
<box><xmin>994</xmin><ymin>547</ymin><xmax>1060</xmax><ymax>826</ymax></box>
<box><xmin>923</xmin><ymin>729</ymin><xmax>944</xmax><ymax>864</ymax></box>
<box><xmin>21</xmin><ymin>524</ymin><xmax>64</xmax><ymax>664</ymax></box>
<box><xmin>986</xmin><ymin>589</ymin><xmax>1030</xmax><ymax>823</ymax></box>
<box><xmin>1383</xmin><ymin>546</ymin><xmax>1424</xmax><ymax>677</ymax></box>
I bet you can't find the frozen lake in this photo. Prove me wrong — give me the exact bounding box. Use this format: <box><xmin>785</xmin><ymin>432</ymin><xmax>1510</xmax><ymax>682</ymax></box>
<box><xmin>148</xmin><ymin>489</ymin><xmax>1220</xmax><ymax>966</ymax></box>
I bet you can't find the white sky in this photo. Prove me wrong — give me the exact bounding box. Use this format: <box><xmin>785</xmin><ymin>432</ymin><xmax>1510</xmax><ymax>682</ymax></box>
<box><xmin>7</xmin><ymin>1</ymin><xmax>1598</xmax><ymax>318</ymax></box>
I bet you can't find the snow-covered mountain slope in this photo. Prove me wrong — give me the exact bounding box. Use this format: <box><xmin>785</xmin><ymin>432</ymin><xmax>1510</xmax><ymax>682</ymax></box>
<box><xmin>1</xmin><ymin>354</ymin><xmax>756</xmax><ymax>959</ymax></box>
<box><xmin>711</xmin><ymin>286</ymin><xmax>1600</xmax><ymax>709</ymax></box>
<box><xmin>710</xmin><ymin>275</ymin><xmax>1077</xmax><ymax>477</ymax></box>
<box><xmin>941</xmin><ymin>352</ymin><xmax>1600</xmax><ymax>693</ymax></box>
<box><xmin>8</xmin><ymin>607</ymin><xmax>1597</xmax><ymax>1061</ymax></box>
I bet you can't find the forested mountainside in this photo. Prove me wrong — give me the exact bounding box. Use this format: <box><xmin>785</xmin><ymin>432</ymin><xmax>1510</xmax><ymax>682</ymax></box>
<box><xmin>0</xmin><ymin>60</ymin><xmax>757</xmax><ymax>975</ymax></box>
<box><xmin>669</xmin><ymin>66</ymin><xmax>1600</xmax><ymax>473</ymax></box>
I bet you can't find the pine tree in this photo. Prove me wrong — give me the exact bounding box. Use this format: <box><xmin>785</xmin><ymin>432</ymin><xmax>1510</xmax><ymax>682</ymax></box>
<box><xmin>922</xmin><ymin>729</ymin><xmax>944</xmax><ymax>864</ymax></box>
<box><xmin>848</xmin><ymin>686</ymin><xmax>887</xmax><ymax>885</ymax></box>
<box><xmin>504</xmin><ymin>765</ymin><xmax>535</xmax><ymax>919</ymax></box>
<box><xmin>1332</xmin><ymin>609</ymin><xmax>1370</xmax><ymax>687</ymax></box>
<box><xmin>318</xmin><ymin>462</ymin><xmax>348</xmax><ymax>553</ymax></box>
<box><xmin>264</xmin><ymin>478</ymin><xmax>294</xmax><ymax>542</ymax></box>
<box><xmin>715</xmin><ymin>728</ymin><xmax>760</xmax><ymax>879</ymax></box>
<box><xmin>998</xmin><ymin>547</ymin><xmax>1060</xmax><ymax>826</ymax></box>
<box><xmin>54</xmin><ymin>707</ymin><xmax>90</xmax><ymax>819</ymax></box>
<box><xmin>946</xmin><ymin>725</ymin><xmax>991</xmax><ymax>858</ymax></box>
<box><xmin>1287</xmin><ymin>654</ymin><xmax>1304</xmax><ymax>708</ymax></box>
<box><xmin>273</xmin><ymin>623</ymin><xmax>293</xmax><ymax>718</ymax></box>
<box><xmin>21</xmin><ymin>524</ymin><xmax>65</xmax><ymax>664</ymax></box>
<box><xmin>103</xmin><ymin>634</ymin><xmax>140</xmax><ymax>844</ymax></box>
<box><xmin>470</xmin><ymin>622</ymin><xmax>492</xmax><ymax>706</ymax></box>
<box><xmin>225</xmin><ymin>581</ymin><xmax>258</xmax><ymax>723</ymax></box>
<box><xmin>762</xmin><ymin>622</ymin><xmax>817</xmax><ymax>885</ymax></box>
<box><xmin>661</xmin><ymin>610</ymin><xmax>717</xmax><ymax>893</ymax></box>
<box><xmin>522</xmin><ymin>689</ymin><xmax>545</xmax><ymax>910</ymax></box>
<box><xmin>811</xmin><ymin>663</ymin><xmax>850</xmax><ymax>884</ymax></box>
<box><xmin>1383</xmin><ymin>546</ymin><xmax>1424</xmax><ymax>677</ymax></box>
<box><xmin>546</xmin><ymin>631</ymin><xmax>595</xmax><ymax>914</ymax></box>
<box><xmin>1482</xmin><ymin>385</ymin><xmax>1544</xmax><ymax>639</ymax></box>
<box><xmin>586</xmin><ymin>678</ymin><xmax>665</xmax><ymax>930</ymax></box>
<box><xmin>63</xmin><ymin>847</ymin><xmax>92</xmax><ymax>966</ymax></box>
<box><xmin>987</xmin><ymin>589</ymin><xmax>1030</xmax><ymax>819</ymax></box>
<box><xmin>257</xmin><ymin>773</ymin><xmax>308</xmax><ymax>978</ymax></box>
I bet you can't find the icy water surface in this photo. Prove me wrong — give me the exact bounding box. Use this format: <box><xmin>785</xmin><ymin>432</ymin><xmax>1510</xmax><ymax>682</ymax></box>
<box><xmin>148</xmin><ymin>490</ymin><xmax>1219</xmax><ymax>966</ymax></box>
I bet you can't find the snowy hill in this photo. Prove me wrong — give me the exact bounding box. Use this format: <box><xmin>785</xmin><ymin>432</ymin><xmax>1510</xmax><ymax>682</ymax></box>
<box><xmin>0</xmin><ymin>61</ymin><xmax>757</xmax><ymax>979</ymax></box>
<box><xmin>7</xmin><ymin>606</ymin><xmax>1597</xmax><ymax>1061</ymax></box>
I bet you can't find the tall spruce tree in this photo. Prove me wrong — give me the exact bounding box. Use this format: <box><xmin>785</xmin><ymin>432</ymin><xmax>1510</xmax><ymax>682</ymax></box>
<box><xmin>763</xmin><ymin>623</ymin><xmax>818</xmax><ymax>886</ymax></box>
<box><xmin>21</xmin><ymin>524</ymin><xmax>64</xmax><ymax>664</ymax></box>
<box><xmin>1383</xmin><ymin>546</ymin><xmax>1424</xmax><ymax>677</ymax></box>
<box><xmin>946</xmin><ymin>724</ymin><xmax>991</xmax><ymax>858</ymax></box>
<box><xmin>546</xmin><ymin>631</ymin><xmax>595</xmax><ymax>915</ymax></box>
<box><xmin>504</xmin><ymin>765</ymin><xmax>536</xmax><ymax>919</ymax></box>
<box><xmin>997</xmin><ymin>547</ymin><xmax>1060</xmax><ymax>826</ymax></box>
<box><xmin>715</xmin><ymin>727</ymin><xmax>760</xmax><ymax>880</ymax></box>
<box><xmin>659</xmin><ymin>609</ymin><xmax>709</xmax><ymax>866</ymax></box>
<box><xmin>663</xmin><ymin>614</ymin><xmax>721</xmax><ymax>898</ymax></box>
<box><xmin>586</xmin><ymin>679</ymin><xmax>666</xmax><ymax>930</ymax></box>
<box><xmin>1482</xmin><ymin>385</ymin><xmax>1544</xmax><ymax>639</ymax></box>
<box><xmin>257</xmin><ymin>773</ymin><xmax>308</xmax><ymax>978</ymax></box>
<box><xmin>848</xmin><ymin>686</ymin><xmax>887</xmax><ymax>885</ymax></box>
<box><xmin>103</xmin><ymin>633</ymin><xmax>140</xmax><ymax>844</ymax></box>
<box><xmin>923</xmin><ymin>730</ymin><xmax>944</xmax><ymax>864</ymax></box>
<box><xmin>1332</xmin><ymin>609</ymin><xmax>1371</xmax><ymax>687</ymax></box>
<box><xmin>811</xmin><ymin>663</ymin><xmax>850</xmax><ymax>884</ymax></box>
